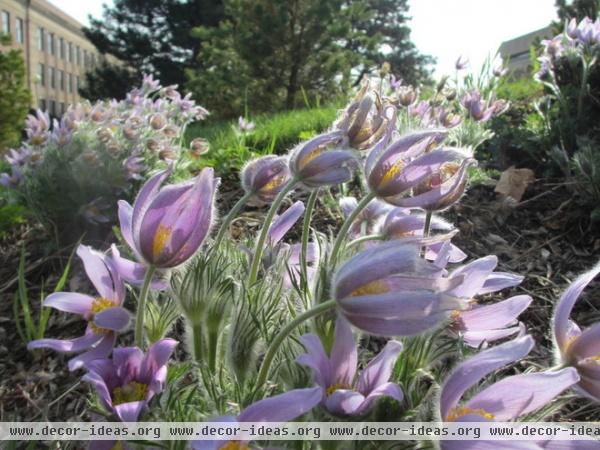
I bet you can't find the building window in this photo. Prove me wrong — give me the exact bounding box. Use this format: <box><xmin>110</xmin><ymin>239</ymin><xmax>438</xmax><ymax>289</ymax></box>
<box><xmin>67</xmin><ymin>73</ymin><xmax>72</xmax><ymax>93</ymax></box>
<box><xmin>48</xmin><ymin>33</ymin><xmax>54</xmax><ymax>55</ymax></box>
<box><xmin>68</xmin><ymin>42</ymin><xmax>73</xmax><ymax>62</ymax></box>
<box><xmin>38</xmin><ymin>99</ymin><xmax>47</xmax><ymax>111</ymax></box>
<box><xmin>1</xmin><ymin>11</ymin><xmax>9</xmax><ymax>34</ymax></box>
<box><xmin>15</xmin><ymin>18</ymin><xmax>23</xmax><ymax>43</ymax></box>
<box><xmin>75</xmin><ymin>75</ymin><xmax>80</xmax><ymax>92</ymax></box>
<box><xmin>49</xmin><ymin>67</ymin><xmax>55</xmax><ymax>89</ymax></box>
<box><xmin>37</xmin><ymin>27</ymin><xmax>44</xmax><ymax>51</ymax></box>
<box><xmin>59</xmin><ymin>102</ymin><xmax>65</xmax><ymax>115</ymax></box>
<box><xmin>76</xmin><ymin>46</ymin><xmax>81</xmax><ymax>65</ymax></box>
<box><xmin>59</xmin><ymin>37</ymin><xmax>65</xmax><ymax>59</ymax></box>
<box><xmin>49</xmin><ymin>100</ymin><xmax>56</xmax><ymax>116</ymax></box>
<box><xmin>58</xmin><ymin>70</ymin><xmax>64</xmax><ymax>90</ymax></box>
<box><xmin>38</xmin><ymin>63</ymin><xmax>45</xmax><ymax>86</ymax></box>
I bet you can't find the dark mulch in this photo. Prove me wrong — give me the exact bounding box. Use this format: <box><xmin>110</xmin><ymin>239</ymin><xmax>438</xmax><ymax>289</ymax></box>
<box><xmin>1</xmin><ymin>176</ymin><xmax>599</xmax><ymax>422</ymax></box>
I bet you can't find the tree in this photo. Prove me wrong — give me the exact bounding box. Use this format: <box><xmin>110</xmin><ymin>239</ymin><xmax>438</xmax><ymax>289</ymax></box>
<box><xmin>83</xmin><ymin>0</ymin><xmax>224</xmax><ymax>97</ymax></box>
<box><xmin>556</xmin><ymin>0</ymin><xmax>600</xmax><ymax>21</ymax></box>
<box><xmin>80</xmin><ymin>59</ymin><xmax>139</xmax><ymax>102</ymax></box>
<box><xmin>187</xmin><ymin>0</ymin><xmax>432</xmax><ymax>117</ymax></box>
<box><xmin>0</xmin><ymin>33</ymin><xmax>31</xmax><ymax>153</ymax></box>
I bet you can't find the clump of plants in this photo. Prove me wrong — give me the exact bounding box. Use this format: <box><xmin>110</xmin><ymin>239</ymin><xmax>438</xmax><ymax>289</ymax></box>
<box><xmin>22</xmin><ymin>77</ymin><xmax>600</xmax><ymax>449</ymax></box>
<box><xmin>0</xmin><ymin>75</ymin><xmax>209</xmax><ymax>244</ymax></box>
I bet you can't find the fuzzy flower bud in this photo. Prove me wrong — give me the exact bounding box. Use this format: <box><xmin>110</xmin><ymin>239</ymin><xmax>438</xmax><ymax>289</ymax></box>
<box><xmin>190</xmin><ymin>138</ymin><xmax>210</xmax><ymax>157</ymax></box>
<box><xmin>242</xmin><ymin>155</ymin><xmax>291</xmax><ymax>204</ymax></box>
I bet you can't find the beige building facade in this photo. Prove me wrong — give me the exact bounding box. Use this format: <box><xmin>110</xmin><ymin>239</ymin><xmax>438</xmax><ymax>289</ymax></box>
<box><xmin>0</xmin><ymin>0</ymin><xmax>99</xmax><ymax>115</ymax></box>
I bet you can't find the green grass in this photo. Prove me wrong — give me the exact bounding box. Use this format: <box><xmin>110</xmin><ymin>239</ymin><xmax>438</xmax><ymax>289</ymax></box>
<box><xmin>184</xmin><ymin>105</ymin><xmax>340</xmax><ymax>174</ymax></box>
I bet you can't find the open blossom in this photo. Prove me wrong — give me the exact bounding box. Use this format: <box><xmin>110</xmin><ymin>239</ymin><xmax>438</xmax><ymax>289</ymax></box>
<box><xmin>333</xmin><ymin>242</ymin><xmax>467</xmax><ymax>336</ymax></box>
<box><xmin>0</xmin><ymin>166</ymin><xmax>23</xmax><ymax>188</ymax></box>
<box><xmin>25</xmin><ymin>110</ymin><xmax>50</xmax><ymax>146</ymax></box>
<box><xmin>339</xmin><ymin>196</ymin><xmax>392</xmax><ymax>239</ymax></box>
<box><xmin>83</xmin><ymin>339</ymin><xmax>177</xmax><ymax>422</ymax></box>
<box><xmin>191</xmin><ymin>387</ymin><xmax>322</xmax><ymax>450</ymax></box>
<box><xmin>238</xmin><ymin>116</ymin><xmax>255</xmax><ymax>133</ymax></box>
<box><xmin>440</xmin><ymin>336</ymin><xmax>580</xmax><ymax>450</ymax></box>
<box><xmin>241</xmin><ymin>155</ymin><xmax>291</xmax><ymax>204</ymax></box>
<box><xmin>455</xmin><ymin>55</ymin><xmax>469</xmax><ymax>70</ymax></box>
<box><xmin>28</xmin><ymin>246</ymin><xmax>130</xmax><ymax>371</ymax></box>
<box><xmin>553</xmin><ymin>263</ymin><xmax>600</xmax><ymax>401</ymax></box>
<box><xmin>288</xmin><ymin>131</ymin><xmax>355</xmax><ymax>188</ymax></box>
<box><xmin>112</xmin><ymin>166</ymin><xmax>217</xmax><ymax>270</ymax></box>
<box><xmin>297</xmin><ymin>316</ymin><xmax>403</xmax><ymax>416</ymax></box>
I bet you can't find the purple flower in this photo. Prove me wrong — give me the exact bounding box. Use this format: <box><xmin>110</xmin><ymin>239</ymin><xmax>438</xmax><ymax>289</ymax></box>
<box><xmin>440</xmin><ymin>336</ymin><xmax>580</xmax><ymax>449</ymax></box>
<box><xmin>238</xmin><ymin>116</ymin><xmax>255</xmax><ymax>133</ymax></box>
<box><xmin>576</xmin><ymin>17</ymin><xmax>600</xmax><ymax>45</ymax></box>
<box><xmin>333</xmin><ymin>242</ymin><xmax>467</xmax><ymax>336</ymax></box>
<box><xmin>123</xmin><ymin>156</ymin><xmax>146</xmax><ymax>181</ymax></box>
<box><xmin>141</xmin><ymin>73</ymin><xmax>161</xmax><ymax>93</ymax></box>
<box><xmin>408</xmin><ymin>100</ymin><xmax>431</xmax><ymax>119</ymax></box>
<box><xmin>394</xmin><ymin>85</ymin><xmax>418</xmax><ymax>107</ymax></box>
<box><xmin>80</xmin><ymin>198</ymin><xmax>112</xmax><ymax>225</ymax></box>
<box><xmin>460</xmin><ymin>90</ymin><xmax>495</xmax><ymax>122</ymax></box>
<box><xmin>114</xmin><ymin>166</ymin><xmax>217</xmax><ymax>269</ymax></box>
<box><xmin>25</xmin><ymin>110</ymin><xmax>50</xmax><ymax>146</ymax></box>
<box><xmin>380</xmin><ymin>208</ymin><xmax>466</xmax><ymax>263</ymax></box>
<box><xmin>191</xmin><ymin>387</ymin><xmax>322</xmax><ymax>450</ymax></box>
<box><xmin>567</xmin><ymin>18</ymin><xmax>578</xmax><ymax>40</ymax></box>
<box><xmin>28</xmin><ymin>245</ymin><xmax>130</xmax><ymax>371</ymax></box>
<box><xmin>297</xmin><ymin>316</ymin><xmax>403</xmax><ymax>416</ymax></box>
<box><xmin>288</xmin><ymin>131</ymin><xmax>355</xmax><ymax>188</ymax></box>
<box><xmin>389</xmin><ymin>74</ymin><xmax>402</xmax><ymax>91</ymax></box>
<box><xmin>437</xmin><ymin>108</ymin><xmax>462</xmax><ymax>128</ymax></box>
<box><xmin>83</xmin><ymin>338</ymin><xmax>177</xmax><ymax>422</ymax></box>
<box><xmin>241</xmin><ymin>155</ymin><xmax>292</xmax><ymax>205</ymax></box>
<box><xmin>339</xmin><ymin>196</ymin><xmax>392</xmax><ymax>239</ymax></box>
<box><xmin>5</xmin><ymin>147</ymin><xmax>33</xmax><ymax>167</ymax></box>
<box><xmin>492</xmin><ymin>64</ymin><xmax>508</xmax><ymax>78</ymax></box>
<box><xmin>553</xmin><ymin>263</ymin><xmax>600</xmax><ymax>401</ymax></box>
<box><xmin>455</xmin><ymin>55</ymin><xmax>469</xmax><ymax>70</ymax></box>
<box><xmin>0</xmin><ymin>166</ymin><xmax>23</xmax><ymax>188</ymax></box>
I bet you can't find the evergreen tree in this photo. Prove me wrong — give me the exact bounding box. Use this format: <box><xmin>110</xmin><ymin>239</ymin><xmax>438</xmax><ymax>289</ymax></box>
<box><xmin>556</xmin><ymin>0</ymin><xmax>600</xmax><ymax>21</ymax></box>
<box><xmin>80</xmin><ymin>59</ymin><xmax>139</xmax><ymax>102</ymax></box>
<box><xmin>0</xmin><ymin>34</ymin><xmax>31</xmax><ymax>153</ymax></box>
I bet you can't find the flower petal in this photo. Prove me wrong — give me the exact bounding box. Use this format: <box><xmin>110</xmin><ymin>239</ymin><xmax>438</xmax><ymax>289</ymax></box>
<box><xmin>478</xmin><ymin>271</ymin><xmax>524</xmax><ymax>295</ymax></box>
<box><xmin>139</xmin><ymin>338</ymin><xmax>178</xmax><ymax>383</ymax></box>
<box><xmin>440</xmin><ymin>335</ymin><xmax>534</xmax><ymax>420</ymax></box>
<box><xmin>324</xmin><ymin>389</ymin><xmax>366</xmax><ymax>416</ymax></box>
<box><xmin>117</xmin><ymin>200</ymin><xmax>138</xmax><ymax>256</ymax></box>
<box><xmin>76</xmin><ymin>245</ymin><xmax>123</xmax><ymax>302</ymax></box>
<box><xmin>448</xmin><ymin>255</ymin><xmax>498</xmax><ymax>299</ymax></box>
<box><xmin>267</xmin><ymin>201</ymin><xmax>305</xmax><ymax>246</ymax></box>
<box><xmin>297</xmin><ymin>334</ymin><xmax>331</xmax><ymax>388</ymax></box>
<box><xmin>27</xmin><ymin>331</ymin><xmax>102</xmax><ymax>352</ymax></box>
<box><xmin>68</xmin><ymin>333</ymin><xmax>116</xmax><ymax>371</ymax></box>
<box><xmin>43</xmin><ymin>292</ymin><xmax>94</xmax><ymax>316</ymax></box>
<box><xmin>345</xmin><ymin>312</ymin><xmax>451</xmax><ymax>337</ymax></box>
<box><xmin>357</xmin><ymin>340</ymin><xmax>403</xmax><ymax>394</ymax></box>
<box><xmin>93</xmin><ymin>307</ymin><xmax>130</xmax><ymax>332</ymax></box>
<box><xmin>330</xmin><ymin>317</ymin><xmax>358</xmax><ymax>387</ymax></box>
<box><xmin>114</xmin><ymin>400</ymin><xmax>146</xmax><ymax>422</ymax></box>
<box><xmin>109</xmin><ymin>245</ymin><xmax>168</xmax><ymax>290</ymax></box>
<box><xmin>355</xmin><ymin>382</ymin><xmax>403</xmax><ymax>415</ymax></box>
<box><xmin>238</xmin><ymin>386</ymin><xmax>323</xmax><ymax>422</ymax></box>
<box><xmin>458</xmin><ymin>295</ymin><xmax>532</xmax><ymax>332</ymax></box>
<box><xmin>82</xmin><ymin>370</ymin><xmax>114</xmax><ymax>410</ymax></box>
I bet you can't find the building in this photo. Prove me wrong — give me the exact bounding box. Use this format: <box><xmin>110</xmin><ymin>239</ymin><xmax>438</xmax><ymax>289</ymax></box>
<box><xmin>498</xmin><ymin>26</ymin><xmax>554</xmax><ymax>76</ymax></box>
<box><xmin>0</xmin><ymin>0</ymin><xmax>99</xmax><ymax>116</ymax></box>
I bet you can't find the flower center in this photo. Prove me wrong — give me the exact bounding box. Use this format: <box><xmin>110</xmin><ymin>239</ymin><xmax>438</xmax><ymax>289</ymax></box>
<box><xmin>152</xmin><ymin>224</ymin><xmax>172</xmax><ymax>259</ymax></box>
<box><xmin>220</xmin><ymin>442</ymin><xmax>249</xmax><ymax>450</ymax></box>
<box><xmin>349</xmin><ymin>279</ymin><xmax>389</xmax><ymax>297</ymax></box>
<box><xmin>429</xmin><ymin>162</ymin><xmax>459</xmax><ymax>188</ymax></box>
<box><xmin>300</xmin><ymin>146</ymin><xmax>325</xmax><ymax>167</ymax></box>
<box><xmin>112</xmin><ymin>381</ymin><xmax>149</xmax><ymax>406</ymax></box>
<box><xmin>90</xmin><ymin>297</ymin><xmax>116</xmax><ymax>334</ymax></box>
<box><xmin>446</xmin><ymin>406</ymin><xmax>495</xmax><ymax>422</ymax></box>
<box><xmin>261</xmin><ymin>175</ymin><xmax>286</xmax><ymax>193</ymax></box>
<box><xmin>326</xmin><ymin>383</ymin><xmax>350</xmax><ymax>396</ymax></box>
<box><xmin>380</xmin><ymin>160</ymin><xmax>405</xmax><ymax>186</ymax></box>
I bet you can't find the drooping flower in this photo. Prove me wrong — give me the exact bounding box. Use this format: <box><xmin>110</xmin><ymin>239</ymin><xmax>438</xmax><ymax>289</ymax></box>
<box><xmin>190</xmin><ymin>138</ymin><xmax>210</xmax><ymax>157</ymax></box>
<box><xmin>339</xmin><ymin>196</ymin><xmax>392</xmax><ymax>239</ymax></box>
<box><xmin>333</xmin><ymin>242</ymin><xmax>467</xmax><ymax>336</ymax></box>
<box><xmin>241</xmin><ymin>155</ymin><xmax>292</xmax><ymax>205</ymax></box>
<box><xmin>0</xmin><ymin>166</ymin><xmax>23</xmax><ymax>188</ymax></box>
<box><xmin>238</xmin><ymin>116</ymin><xmax>255</xmax><ymax>133</ymax></box>
<box><xmin>389</xmin><ymin>73</ymin><xmax>402</xmax><ymax>91</ymax></box>
<box><xmin>552</xmin><ymin>263</ymin><xmax>600</xmax><ymax>401</ymax></box>
<box><xmin>113</xmin><ymin>166</ymin><xmax>217</xmax><ymax>270</ymax></box>
<box><xmin>380</xmin><ymin>208</ymin><xmax>466</xmax><ymax>263</ymax></box>
<box><xmin>455</xmin><ymin>55</ymin><xmax>469</xmax><ymax>70</ymax></box>
<box><xmin>460</xmin><ymin>90</ymin><xmax>496</xmax><ymax>122</ymax></box>
<box><xmin>394</xmin><ymin>85</ymin><xmax>419</xmax><ymax>107</ymax></box>
<box><xmin>28</xmin><ymin>245</ymin><xmax>130</xmax><ymax>371</ymax></box>
<box><xmin>297</xmin><ymin>316</ymin><xmax>403</xmax><ymax>416</ymax></box>
<box><xmin>288</xmin><ymin>131</ymin><xmax>355</xmax><ymax>188</ymax></box>
<box><xmin>83</xmin><ymin>338</ymin><xmax>177</xmax><ymax>422</ymax></box>
<box><xmin>190</xmin><ymin>387</ymin><xmax>322</xmax><ymax>450</ymax></box>
<box><xmin>440</xmin><ymin>335</ymin><xmax>580</xmax><ymax>450</ymax></box>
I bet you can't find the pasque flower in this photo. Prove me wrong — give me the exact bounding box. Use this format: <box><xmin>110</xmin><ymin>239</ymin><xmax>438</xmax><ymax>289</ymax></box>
<box><xmin>553</xmin><ymin>263</ymin><xmax>600</xmax><ymax>401</ymax></box>
<box><xmin>113</xmin><ymin>165</ymin><xmax>217</xmax><ymax>270</ymax></box>
<box><xmin>241</xmin><ymin>155</ymin><xmax>291</xmax><ymax>204</ymax></box>
<box><xmin>339</xmin><ymin>196</ymin><xmax>392</xmax><ymax>239</ymax></box>
<box><xmin>440</xmin><ymin>336</ymin><xmax>580</xmax><ymax>450</ymax></box>
<box><xmin>28</xmin><ymin>246</ymin><xmax>130</xmax><ymax>371</ymax></box>
<box><xmin>333</xmin><ymin>242</ymin><xmax>467</xmax><ymax>336</ymax></box>
<box><xmin>238</xmin><ymin>116</ymin><xmax>255</xmax><ymax>133</ymax></box>
<box><xmin>191</xmin><ymin>387</ymin><xmax>322</xmax><ymax>450</ymax></box>
<box><xmin>288</xmin><ymin>131</ymin><xmax>355</xmax><ymax>188</ymax></box>
<box><xmin>297</xmin><ymin>316</ymin><xmax>403</xmax><ymax>416</ymax></box>
<box><xmin>455</xmin><ymin>55</ymin><xmax>469</xmax><ymax>70</ymax></box>
<box><xmin>83</xmin><ymin>338</ymin><xmax>177</xmax><ymax>422</ymax></box>
<box><xmin>460</xmin><ymin>90</ymin><xmax>496</xmax><ymax>122</ymax></box>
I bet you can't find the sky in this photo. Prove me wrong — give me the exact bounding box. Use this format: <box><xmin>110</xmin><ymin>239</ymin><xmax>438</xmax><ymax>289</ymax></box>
<box><xmin>49</xmin><ymin>0</ymin><xmax>558</xmax><ymax>77</ymax></box>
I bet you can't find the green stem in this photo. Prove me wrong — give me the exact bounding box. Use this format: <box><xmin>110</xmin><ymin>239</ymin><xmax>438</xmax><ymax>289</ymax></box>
<box><xmin>207</xmin><ymin>328</ymin><xmax>219</xmax><ymax>372</ymax></box>
<box><xmin>247</xmin><ymin>179</ymin><xmax>298</xmax><ymax>285</ymax></box>
<box><xmin>423</xmin><ymin>211</ymin><xmax>433</xmax><ymax>238</ymax></box>
<box><xmin>254</xmin><ymin>299</ymin><xmax>337</xmax><ymax>394</ymax></box>
<box><xmin>300</xmin><ymin>189</ymin><xmax>319</xmax><ymax>284</ymax></box>
<box><xmin>192</xmin><ymin>323</ymin><xmax>204</xmax><ymax>362</ymax></box>
<box><xmin>347</xmin><ymin>234</ymin><xmax>384</xmax><ymax>249</ymax></box>
<box><xmin>213</xmin><ymin>191</ymin><xmax>253</xmax><ymax>248</ymax></box>
<box><xmin>577</xmin><ymin>58</ymin><xmax>589</xmax><ymax>124</ymax></box>
<box><xmin>134</xmin><ymin>265</ymin><xmax>156</xmax><ymax>349</ymax></box>
<box><xmin>329</xmin><ymin>191</ymin><xmax>376</xmax><ymax>267</ymax></box>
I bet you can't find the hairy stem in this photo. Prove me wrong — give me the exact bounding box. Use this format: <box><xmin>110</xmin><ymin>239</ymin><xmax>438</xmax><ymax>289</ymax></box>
<box><xmin>192</xmin><ymin>323</ymin><xmax>204</xmax><ymax>362</ymax></box>
<box><xmin>213</xmin><ymin>191</ymin><xmax>253</xmax><ymax>249</ymax></box>
<box><xmin>300</xmin><ymin>189</ymin><xmax>319</xmax><ymax>284</ymax></box>
<box><xmin>134</xmin><ymin>265</ymin><xmax>156</xmax><ymax>349</ymax></box>
<box><xmin>347</xmin><ymin>234</ymin><xmax>384</xmax><ymax>249</ymax></box>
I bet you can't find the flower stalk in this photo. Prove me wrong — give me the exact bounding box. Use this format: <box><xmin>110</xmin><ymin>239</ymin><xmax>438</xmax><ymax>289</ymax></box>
<box><xmin>300</xmin><ymin>189</ymin><xmax>319</xmax><ymax>285</ymax></box>
<box><xmin>135</xmin><ymin>264</ymin><xmax>156</xmax><ymax>349</ymax></box>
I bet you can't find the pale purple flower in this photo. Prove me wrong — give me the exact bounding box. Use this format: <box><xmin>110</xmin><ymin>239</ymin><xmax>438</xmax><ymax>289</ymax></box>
<box><xmin>455</xmin><ymin>55</ymin><xmax>469</xmax><ymax>70</ymax></box>
<box><xmin>576</xmin><ymin>17</ymin><xmax>599</xmax><ymax>45</ymax></box>
<box><xmin>113</xmin><ymin>166</ymin><xmax>217</xmax><ymax>269</ymax></box>
<box><xmin>297</xmin><ymin>316</ymin><xmax>403</xmax><ymax>416</ymax></box>
<box><xmin>238</xmin><ymin>116</ymin><xmax>255</xmax><ymax>133</ymax></box>
<box><xmin>123</xmin><ymin>155</ymin><xmax>146</xmax><ymax>180</ymax></box>
<box><xmin>553</xmin><ymin>263</ymin><xmax>600</xmax><ymax>401</ymax></box>
<box><xmin>80</xmin><ymin>198</ymin><xmax>112</xmax><ymax>225</ymax></box>
<box><xmin>395</xmin><ymin>85</ymin><xmax>419</xmax><ymax>107</ymax></box>
<box><xmin>333</xmin><ymin>242</ymin><xmax>467</xmax><ymax>336</ymax></box>
<box><xmin>25</xmin><ymin>110</ymin><xmax>50</xmax><ymax>146</ymax></box>
<box><xmin>191</xmin><ymin>387</ymin><xmax>323</xmax><ymax>450</ymax></box>
<box><xmin>141</xmin><ymin>74</ymin><xmax>161</xmax><ymax>93</ymax></box>
<box><xmin>339</xmin><ymin>196</ymin><xmax>392</xmax><ymax>239</ymax></box>
<box><xmin>5</xmin><ymin>147</ymin><xmax>33</xmax><ymax>166</ymax></box>
<box><xmin>83</xmin><ymin>338</ymin><xmax>177</xmax><ymax>422</ymax></box>
<box><xmin>28</xmin><ymin>245</ymin><xmax>130</xmax><ymax>371</ymax></box>
<box><xmin>567</xmin><ymin>18</ymin><xmax>578</xmax><ymax>40</ymax></box>
<box><xmin>440</xmin><ymin>336</ymin><xmax>580</xmax><ymax>449</ymax></box>
<box><xmin>437</xmin><ymin>108</ymin><xmax>462</xmax><ymax>128</ymax></box>
<box><xmin>241</xmin><ymin>155</ymin><xmax>291</xmax><ymax>204</ymax></box>
<box><xmin>461</xmin><ymin>90</ymin><xmax>496</xmax><ymax>122</ymax></box>
<box><xmin>492</xmin><ymin>64</ymin><xmax>508</xmax><ymax>78</ymax></box>
<box><xmin>389</xmin><ymin>74</ymin><xmax>402</xmax><ymax>91</ymax></box>
<box><xmin>408</xmin><ymin>100</ymin><xmax>431</xmax><ymax>120</ymax></box>
<box><xmin>51</xmin><ymin>118</ymin><xmax>73</xmax><ymax>146</ymax></box>
<box><xmin>288</xmin><ymin>131</ymin><xmax>355</xmax><ymax>188</ymax></box>
<box><xmin>0</xmin><ymin>166</ymin><xmax>23</xmax><ymax>188</ymax></box>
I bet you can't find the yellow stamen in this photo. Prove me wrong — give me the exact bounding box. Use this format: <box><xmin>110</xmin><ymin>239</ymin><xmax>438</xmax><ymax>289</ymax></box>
<box><xmin>380</xmin><ymin>161</ymin><xmax>405</xmax><ymax>186</ymax></box>
<box><xmin>300</xmin><ymin>147</ymin><xmax>325</xmax><ymax>167</ymax></box>
<box><xmin>326</xmin><ymin>383</ymin><xmax>350</xmax><ymax>396</ymax></box>
<box><xmin>220</xmin><ymin>442</ymin><xmax>249</xmax><ymax>450</ymax></box>
<box><xmin>447</xmin><ymin>406</ymin><xmax>495</xmax><ymax>422</ymax></box>
<box><xmin>349</xmin><ymin>279</ymin><xmax>389</xmax><ymax>297</ymax></box>
<box><xmin>260</xmin><ymin>175</ymin><xmax>286</xmax><ymax>193</ymax></box>
<box><xmin>430</xmin><ymin>162</ymin><xmax>460</xmax><ymax>188</ymax></box>
<box><xmin>152</xmin><ymin>224</ymin><xmax>172</xmax><ymax>259</ymax></box>
<box><xmin>90</xmin><ymin>297</ymin><xmax>116</xmax><ymax>334</ymax></box>
<box><xmin>112</xmin><ymin>381</ymin><xmax>149</xmax><ymax>406</ymax></box>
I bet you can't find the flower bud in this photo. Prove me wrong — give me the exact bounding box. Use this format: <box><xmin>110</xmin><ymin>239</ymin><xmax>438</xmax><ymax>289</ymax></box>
<box><xmin>149</xmin><ymin>113</ymin><xmax>166</xmax><ymax>130</ymax></box>
<box><xmin>241</xmin><ymin>155</ymin><xmax>291</xmax><ymax>204</ymax></box>
<box><xmin>163</xmin><ymin>125</ymin><xmax>179</xmax><ymax>139</ymax></box>
<box><xmin>190</xmin><ymin>138</ymin><xmax>210</xmax><ymax>157</ymax></box>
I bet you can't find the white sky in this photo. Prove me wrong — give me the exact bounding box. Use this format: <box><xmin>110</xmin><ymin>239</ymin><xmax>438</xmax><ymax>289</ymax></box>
<box><xmin>49</xmin><ymin>0</ymin><xmax>558</xmax><ymax>76</ymax></box>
